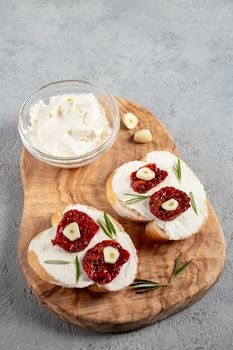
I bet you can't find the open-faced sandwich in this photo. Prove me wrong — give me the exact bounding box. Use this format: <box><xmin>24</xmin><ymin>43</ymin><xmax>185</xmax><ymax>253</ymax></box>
<box><xmin>28</xmin><ymin>204</ymin><xmax>138</xmax><ymax>292</ymax></box>
<box><xmin>107</xmin><ymin>151</ymin><xmax>208</xmax><ymax>242</ymax></box>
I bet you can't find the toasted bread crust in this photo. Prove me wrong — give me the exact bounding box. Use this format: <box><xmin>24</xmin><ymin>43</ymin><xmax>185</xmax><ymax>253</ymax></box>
<box><xmin>106</xmin><ymin>169</ymin><xmax>151</xmax><ymax>222</ymax></box>
<box><xmin>145</xmin><ymin>221</ymin><xmax>170</xmax><ymax>243</ymax></box>
<box><xmin>28</xmin><ymin>248</ymin><xmax>54</xmax><ymax>283</ymax></box>
<box><xmin>51</xmin><ymin>205</ymin><xmax>66</xmax><ymax>226</ymax></box>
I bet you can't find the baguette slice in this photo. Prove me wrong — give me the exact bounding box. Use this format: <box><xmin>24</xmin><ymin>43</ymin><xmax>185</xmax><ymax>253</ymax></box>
<box><xmin>28</xmin><ymin>204</ymin><xmax>138</xmax><ymax>292</ymax></box>
<box><xmin>106</xmin><ymin>151</ymin><xmax>208</xmax><ymax>242</ymax></box>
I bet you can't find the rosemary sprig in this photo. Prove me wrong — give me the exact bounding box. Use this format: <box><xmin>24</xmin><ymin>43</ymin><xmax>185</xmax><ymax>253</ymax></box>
<box><xmin>75</xmin><ymin>255</ymin><xmax>80</xmax><ymax>283</ymax></box>
<box><xmin>104</xmin><ymin>212</ymin><xmax>116</xmax><ymax>236</ymax></box>
<box><xmin>97</xmin><ymin>220</ymin><xmax>113</xmax><ymax>239</ymax></box>
<box><xmin>189</xmin><ymin>191</ymin><xmax>198</xmax><ymax>215</ymax></box>
<box><xmin>173</xmin><ymin>159</ymin><xmax>182</xmax><ymax>181</ymax></box>
<box><xmin>124</xmin><ymin>193</ymin><xmax>150</xmax><ymax>205</ymax></box>
<box><xmin>130</xmin><ymin>252</ymin><xmax>193</xmax><ymax>293</ymax></box>
<box><xmin>130</xmin><ymin>279</ymin><xmax>165</xmax><ymax>293</ymax></box>
<box><xmin>97</xmin><ymin>213</ymin><xmax>117</xmax><ymax>239</ymax></box>
<box><xmin>44</xmin><ymin>260</ymin><xmax>72</xmax><ymax>265</ymax></box>
<box><xmin>169</xmin><ymin>253</ymin><xmax>193</xmax><ymax>282</ymax></box>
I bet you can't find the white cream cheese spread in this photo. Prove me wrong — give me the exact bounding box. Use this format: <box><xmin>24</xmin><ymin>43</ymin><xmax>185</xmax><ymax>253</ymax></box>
<box><xmin>111</xmin><ymin>151</ymin><xmax>208</xmax><ymax>240</ymax></box>
<box><xmin>28</xmin><ymin>204</ymin><xmax>138</xmax><ymax>291</ymax></box>
<box><xmin>27</xmin><ymin>93</ymin><xmax>112</xmax><ymax>157</ymax></box>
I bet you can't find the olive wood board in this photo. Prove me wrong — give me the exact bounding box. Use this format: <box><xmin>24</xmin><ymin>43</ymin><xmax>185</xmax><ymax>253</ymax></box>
<box><xmin>18</xmin><ymin>97</ymin><xmax>226</xmax><ymax>333</ymax></box>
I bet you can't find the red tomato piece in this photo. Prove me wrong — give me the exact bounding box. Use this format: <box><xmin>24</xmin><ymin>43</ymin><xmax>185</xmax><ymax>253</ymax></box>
<box><xmin>82</xmin><ymin>240</ymin><xmax>130</xmax><ymax>284</ymax></box>
<box><xmin>149</xmin><ymin>186</ymin><xmax>191</xmax><ymax>221</ymax></box>
<box><xmin>130</xmin><ymin>163</ymin><xmax>168</xmax><ymax>193</ymax></box>
<box><xmin>52</xmin><ymin>209</ymin><xmax>99</xmax><ymax>252</ymax></box>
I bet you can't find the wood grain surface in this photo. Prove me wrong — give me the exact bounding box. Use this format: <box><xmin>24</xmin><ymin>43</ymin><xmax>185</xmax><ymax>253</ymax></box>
<box><xmin>18</xmin><ymin>97</ymin><xmax>226</xmax><ymax>333</ymax></box>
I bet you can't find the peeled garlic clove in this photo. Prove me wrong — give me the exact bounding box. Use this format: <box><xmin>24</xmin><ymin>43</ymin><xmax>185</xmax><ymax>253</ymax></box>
<box><xmin>161</xmin><ymin>199</ymin><xmax>178</xmax><ymax>211</ymax></box>
<box><xmin>63</xmin><ymin>222</ymin><xmax>81</xmax><ymax>241</ymax></box>
<box><xmin>136</xmin><ymin>167</ymin><xmax>155</xmax><ymax>180</ymax></box>
<box><xmin>122</xmin><ymin>113</ymin><xmax>138</xmax><ymax>129</ymax></box>
<box><xmin>134</xmin><ymin>129</ymin><xmax>152</xmax><ymax>143</ymax></box>
<box><xmin>103</xmin><ymin>246</ymin><xmax>120</xmax><ymax>264</ymax></box>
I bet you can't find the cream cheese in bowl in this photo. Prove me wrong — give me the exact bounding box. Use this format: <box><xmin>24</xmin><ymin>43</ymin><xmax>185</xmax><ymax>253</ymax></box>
<box><xmin>27</xmin><ymin>93</ymin><xmax>112</xmax><ymax>157</ymax></box>
<box><xmin>18</xmin><ymin>80</ymin><xmax>120</xmax><ymax>168</ymax></box>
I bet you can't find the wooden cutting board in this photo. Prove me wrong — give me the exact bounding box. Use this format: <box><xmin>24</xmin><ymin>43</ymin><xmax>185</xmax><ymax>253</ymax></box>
<box><xmin>18</xmin><ymin>97</ymin><xmax>226</xmax><ymax>333</ymax></box>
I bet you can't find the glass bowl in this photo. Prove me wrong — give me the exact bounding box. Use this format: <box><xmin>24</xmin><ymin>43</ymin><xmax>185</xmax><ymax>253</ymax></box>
<box><xmin>18</xmin><ymin>80</ymin><xmax>120</xmax><ymax>168</ymax></box>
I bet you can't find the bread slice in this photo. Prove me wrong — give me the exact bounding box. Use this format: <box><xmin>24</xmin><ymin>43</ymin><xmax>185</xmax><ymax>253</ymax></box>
<box><xmin>106</xmin><ymin>151</ymin><xmax>208</xmax><ymax>242</ymax></box>
<box><xmin>28</xmin><ymin>204</ymin><xmax>138</xmax><ymax>292</ymax></box>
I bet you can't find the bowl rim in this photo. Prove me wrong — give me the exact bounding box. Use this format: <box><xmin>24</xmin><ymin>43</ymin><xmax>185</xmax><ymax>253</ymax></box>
<box><xmin>18</xmin><ymin>80</ymin><xmax>120</xmax><ymax>162</ymax></box>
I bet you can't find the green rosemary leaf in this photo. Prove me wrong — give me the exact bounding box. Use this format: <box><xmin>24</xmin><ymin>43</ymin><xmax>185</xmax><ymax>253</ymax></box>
<box><xmin>173</xmin><ymin>159</ymin><xmax>182</xmax><ymax>181</ymax></box>
<box><xmin>175</xmin><ymin>252</ymin><xmax>183</xmax><ymax>268</ymax></box>
<box><xmin>124</xmin><ymin>193</ymin><xmax>150</xmax><ymax>199</ymax></box>
<box><xmin>173</xmin><ymin>259</ymin><xmax>193</xmax><ymax>277</ymax></box>
<box><xmin>131</xmin><ymin>278</ymin><xmax>161</xmax><ymax>285</ymax></box>
<box><xmin>189</xmin><ymin>191</ymin><xmax>198</xmax><ymax>215</ymax></box>
<box><xmin>133</xmin><ymin>286</ymin><xmax>163</xmax><ymax>294</ymax></box>
<box><xmin>169</xmin><ymin>253</ymin><xmax>193</xmax><ymax>282</ymax></box>
<box><xmin>104</xmin><ymin>212</ymin><xmax>116</xmax><ymax>236</ymax></box>
<box><xmin>104</xmin><ymin>212</ymin><xmax>113</xmax><ymax>235</ymax></box>
<box><xmin>130</xmin><ymin>279</ymin><xmax>164</xmax><ymax>293</ymax></box>
<box><xmin>75</xmin><ymin>255</ymin><xmax>80</xmax><ymax>283</ymax></box>
<box><xmin>131</xmin><ymin>282</ymin><xmax>160</xmax><ymax>288</ymax></box>
<box><xmin>44</xmin><ymin>260</ymin><xmax>72</xmax><ymax>265</ymax></box>
<box><xmin>97</xmin><ymin>219</ymin><xmax>113</xmax><ymax>239</ymax></box>
<box><xmin>124</xmin><ymin>193</ymin><xmax>146</xmax><ymax>197</ymax></box>
<box><xmin>124</xmin><ymin>193</ymin><xmax>150</xmax><ymax>205</ymax></box>
<box><xmin>125</xmin><ymin>197</ymin><xmax>148</xmax><ymax>205</ymax></box>
<box><xmin>169</xmin><ymin>253</ymin><xmax>182</xmax><ymax>281</ymax></box>
<box><xmin>108</xmin><ymin>217</ymin><xmax>116</xmax><ymax>236</ymax></box>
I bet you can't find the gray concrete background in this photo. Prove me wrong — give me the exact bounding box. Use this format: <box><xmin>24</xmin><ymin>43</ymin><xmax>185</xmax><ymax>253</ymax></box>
<box><xmin>0</xmin><ymin>0</ymin><xmax>232</xmax><ymax>349</ymax></box>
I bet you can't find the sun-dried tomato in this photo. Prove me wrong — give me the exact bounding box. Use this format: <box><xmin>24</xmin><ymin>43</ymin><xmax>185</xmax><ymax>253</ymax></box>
<box><xmin>149</xmin><ymin>186</ymin><xmax>191</xmax><ymax>221</ymax></box>
<box><xmin>130</xmin><ymin>163</ymin><xmax>168</xmax><ymax>193</ymax></box>
<box><xmin>82</xmin><ymin>240</ymin><xmax>130</xmax><ymax>284</ymax></box>
<box><xmin>52</xmin><ymin>209</ymin><xmax>99</xmax><ymax>252</ymax></box>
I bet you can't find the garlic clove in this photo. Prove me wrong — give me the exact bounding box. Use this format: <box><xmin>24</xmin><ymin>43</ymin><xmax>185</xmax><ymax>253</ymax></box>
<box><xmin>134</xmin><ymin>129</ymin><xmax>152</xmax><ymax>143</ymax></box>
<box><xmin>122</xmin><ymin>113</ymin><xmax>138</xmax><ymax>129</ymax></box>
<box><xmin>63</xmin><ymin>222</ymin><xmax>81</xmax><ymax>241</ymax></box>
<box><xmin>103</xmin><ymin>246</ymin><xmax>120</xmax><ymax>264</ymax></box>
<box><xmin>136</xmin><ymin>167</ymin><xmax>155</xmax><ymax>180</ymax></box>
<box><xmin>161</xmin><ymin>199</ymin><xmax>179</xmax><ymax>211</ymax></box>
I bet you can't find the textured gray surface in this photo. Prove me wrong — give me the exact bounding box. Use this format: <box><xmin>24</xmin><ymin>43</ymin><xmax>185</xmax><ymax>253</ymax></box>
<box><xmin>0</xmin><ymin>0</ymin><xmax>233</xmax><ymax>349</ymax></box>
